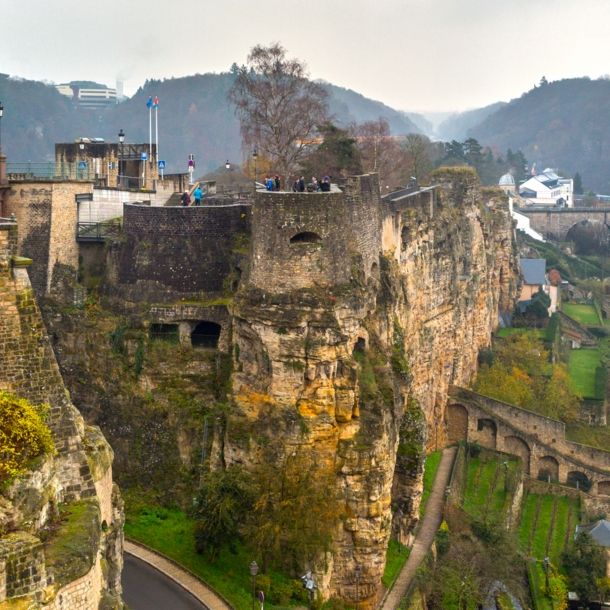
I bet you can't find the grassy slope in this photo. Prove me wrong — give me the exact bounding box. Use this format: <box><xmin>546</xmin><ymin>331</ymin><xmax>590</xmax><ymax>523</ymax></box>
<box><xmin>419</xmin><ymin>451</ymin><xmax>442</xmax><ymax>517</ymax></box>
<box><xmin>565</xmin><ymin>420</ymin><xmax>610</xmax><ymax>450</ymax></box>
<box><xmin>562</xmin><ymin>303</ymin><xmax>601</xmax><ymax>326</ymax></box>
<box><xmin>569</xmin><ymin>349</ymin><xmax>601</xmax><ymax>397</ymax></box>
<box><xmin>382</xmin><ymin>538</ymin><xmax>411</xmax><ymax>589</ymax></box>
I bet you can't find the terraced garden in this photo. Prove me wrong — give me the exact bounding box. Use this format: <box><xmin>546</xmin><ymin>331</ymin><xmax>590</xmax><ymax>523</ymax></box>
<box><xmin>517</xmin><ymin>492</ymin><xmax>579</xmax><ymax>565</ymax></box>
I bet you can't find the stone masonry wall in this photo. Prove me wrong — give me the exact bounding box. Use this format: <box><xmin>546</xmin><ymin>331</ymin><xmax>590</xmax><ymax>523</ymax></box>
<box><xmin>102</xmin><ymin>202</ymin><xmax>250</xmax><ymax>302</ymax></box>
<box><xmin>4</xmin><ymin>181</ymin><xmax>87</xmax><ymax>297</ymax></box>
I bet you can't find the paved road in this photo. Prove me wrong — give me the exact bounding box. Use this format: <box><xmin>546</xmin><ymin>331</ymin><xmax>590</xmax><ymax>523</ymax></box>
<box><xmin>382</xmin><ymin>446</ymin><xmax>458</xmax><ymax>609</ymax></box>
<box><xmin>122</xmin><ymin>553</ymin><xmax>207</xmax><ymax>610</ymax></box>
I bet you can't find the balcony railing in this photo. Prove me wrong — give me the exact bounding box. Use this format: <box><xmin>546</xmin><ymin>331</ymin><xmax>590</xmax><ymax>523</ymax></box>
<box><xmin>7</xmin><ymin>161</ymin><xmax>96</xmax><ymax>181</ymax></box>
<box><xmin>76</xmin><ymin>221</ymin><xmax>122</xmax><ymax>242</ymax></box>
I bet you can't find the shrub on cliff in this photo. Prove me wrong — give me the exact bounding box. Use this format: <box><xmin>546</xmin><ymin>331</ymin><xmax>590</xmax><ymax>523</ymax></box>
<box><xmin>0</xmin><ymin>391</ymin><xmax>55</xmax><ymax>485</ymax></box>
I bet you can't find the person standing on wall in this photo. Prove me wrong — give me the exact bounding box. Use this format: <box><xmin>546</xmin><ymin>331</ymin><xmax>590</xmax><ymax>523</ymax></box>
<box><xmin>193</xmin><ymin>185</ymin><xmax>203</xmax><ymax>206</ymax></box>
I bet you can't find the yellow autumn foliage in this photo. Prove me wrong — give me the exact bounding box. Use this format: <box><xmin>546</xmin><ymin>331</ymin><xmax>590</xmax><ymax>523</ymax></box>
<box><xmin>0</xmin><ymin>391</ymin><xmax>55</xmax><ymax>483</ymax></box>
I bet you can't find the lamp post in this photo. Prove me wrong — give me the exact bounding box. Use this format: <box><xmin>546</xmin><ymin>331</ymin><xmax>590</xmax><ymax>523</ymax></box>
<box><xmin>355</xmin><ymin>565</ymin><xmax>362</xmax><ymax>610</ymax></box>
<box><xmin>118</xmin><ymin>129</ymin><xmax>125</xmax><ymax>187</ymax></box>
<box><xmin>252</xmin><ymin>150</ymin><xmax>258</xmax><ymax>187</ymax></box>
<box><xmin>301</xmin><ymin>572</ymin><xmax>317</xmax><ymax>610</ymax></box>
<box><xmin>544</xmin><ymin>557</ymin><xmax>550</xmax><ymax>589</ymax></box>
<box><xmin>225</xmin><ymin>159</ymin><xmax>231</xmax><ymax>171</ymax></box>
<box><xmin>250</xmin><ymin>561</ymin><xmax>258</xmax><ymax>610</ymax></box>
<box><xmin>0</xmin><ymin>101</ymin><xmax>3</xmax><ymax>153</ymax></box>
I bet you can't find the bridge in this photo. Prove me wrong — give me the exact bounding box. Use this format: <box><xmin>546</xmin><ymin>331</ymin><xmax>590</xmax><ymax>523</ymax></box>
<box><xmin>76</xmin><ymin>220</ymin><xmax>121</xmax><ymax>242</ymax></box>
<box><xmin>518</xmin><ymin>206</ymin><xmax>610</xmax><ymax>240</ymax></box>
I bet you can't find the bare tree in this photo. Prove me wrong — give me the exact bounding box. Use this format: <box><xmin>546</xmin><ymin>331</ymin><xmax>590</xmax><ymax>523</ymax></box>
<box><xmin>227</xmin><ymin>43</ymin><xmax>329</xmax><ymax>189</ymax></box>
<box><xmin>352</xmin><ymin>118</ymin><xmax>404</xmax><ymax>189</ymax></box>
<box><xmin>400</xmin><ymin>133</ymin><xmax>435</xmax><ymax>183</ymax></box>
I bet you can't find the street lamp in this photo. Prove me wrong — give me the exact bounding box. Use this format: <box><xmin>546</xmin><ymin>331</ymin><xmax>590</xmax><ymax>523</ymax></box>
<box><xmin>225</xmin><ymin>159</ymin><xmax>231</xmax><ymax>171</ymax></box>
<box><xmin>544</xmin><ymin>557</ymin><xmax>550</xmax><ymax>588</ymax></box>
<box><xmin>301</xmin><ymin>572</ymin><xmax>318</xmax><ymax>610</ymax></box>
<box><xmin>250</xmin><ymin>561</ymin><xmax>259</xmax><ymax>610</ymax></box>
<box><xmin>252</xmin><ymin>150</ymin><xmax>258</xmax><ymax>186</ymax></box>
<box><xmin>355</xmin><ymin>565</ymin><xmax>362</xmax><ymax>610</ymax></box>
<box><xmin>118</xmin><ymin>130</ymin><xmax>125</xmax><ymax>187</ymax></box>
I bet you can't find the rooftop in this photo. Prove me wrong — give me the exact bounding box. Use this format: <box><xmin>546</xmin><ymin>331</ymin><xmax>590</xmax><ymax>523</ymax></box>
<box><xmin>520</xmin><ymin>258</ymin><xmax>546</xmax><ymax>285</ymax></box>
<box><xmin>576</xmin><ymin>520</ymin><xmax>610</xmax><ymax>547</ymax></box>
<box><xmin>499</xmin><ymin>173</ymin><xmax>515</xmax><ymax>186</ymax></box>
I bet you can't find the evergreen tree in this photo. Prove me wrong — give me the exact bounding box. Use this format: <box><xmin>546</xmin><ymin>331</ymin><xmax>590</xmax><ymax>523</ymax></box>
<box><xmin>574</xmin><ymin>171</ymin><xmax>583</xmax><ymax>194</ymax></box>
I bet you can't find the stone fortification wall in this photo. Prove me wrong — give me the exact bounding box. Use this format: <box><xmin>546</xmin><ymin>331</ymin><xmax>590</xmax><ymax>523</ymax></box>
<box><xmin>103</xmin><ymin>202</ymin><xmax>249</xmax><ymax>303</ymax></box>
<box><xmin>0</xmin><ymin>220</ymin><xmax>123</xmax><ymax>607</ymax></box>
<box><xmin>4</xmin><ymin>181</ymin><xmax>87</xmax><ymax>297</ymax></box>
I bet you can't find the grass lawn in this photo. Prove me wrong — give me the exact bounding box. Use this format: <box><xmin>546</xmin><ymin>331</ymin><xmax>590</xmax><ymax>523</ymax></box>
<box><xmin>528</xmin><ymin>562</ymin><xmax>553</xmax><ymax>610</ymax></box>
<box><xmin>547</xmin><ymin>497</ymin><xmax>572</xmax><ymax>566</ymax></box>
<box><xmin>569</xmin><ymin>349</ymin><xmax>601</xmax><ymax>398</ymax></box>
<box><xmin>531</xmin><ymin>496</ymin><xmax>556</xmax><ymax>559</ymax></box>
<box><xmin>420</xmin><ymin>450</ymin><xmax>442</xmax><ymax>517</ymax></box>
<box><xmin>565</xmin><ymin>420</ymin><xmax>610</xmax><ymax>450</ymax></box>
<box><xmin>562</xmin><ymin>303</ymin><xmax>601</xmax><ymax>326</ymax></box>
<box><xmin>496</xmin><ymin>328</ymin><xmax>548</xmax><ymax>339</ymax></box>
<box><xmin>382</xmin><ymin>538</ymin><xmax>411</xmax><ymax>589</ymax></box>
<box><xmin>124</xmin><ymin>508</ymin><xmax>299</xmax><ymax>610</ymax></box>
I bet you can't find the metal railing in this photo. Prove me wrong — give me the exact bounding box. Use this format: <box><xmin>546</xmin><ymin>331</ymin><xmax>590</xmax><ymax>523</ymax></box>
<box><xmin>7</xmin><ymin>161</ymin><xmax>97</xmax><ymax>181</ymax></box>
<box><xmin>76</xmin><ymin>221</ymin><xmax>121</xmax><ymax>242</ymax></box>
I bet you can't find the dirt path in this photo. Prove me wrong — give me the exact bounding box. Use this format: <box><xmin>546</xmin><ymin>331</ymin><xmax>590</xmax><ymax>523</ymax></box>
<box><xmin>381</xmin><ymin>447</ymin><xmax>458</xmax><ymax>610</ymax></box>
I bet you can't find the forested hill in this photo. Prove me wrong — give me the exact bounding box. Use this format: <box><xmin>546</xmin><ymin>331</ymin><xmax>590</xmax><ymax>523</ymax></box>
<box><xmin>468</xmin><ymin>77</ymin><xmax>610</xmax><ymax>192</ymax></box>
<box><xmin>437</xmin><ymin>101</ymin><xmax>506</xmax><ymax>142</ymax></box>
<box><xmin>0</xmin><ymin>72</ymin><xmax>420</xmax><ymax>174</ymax></box>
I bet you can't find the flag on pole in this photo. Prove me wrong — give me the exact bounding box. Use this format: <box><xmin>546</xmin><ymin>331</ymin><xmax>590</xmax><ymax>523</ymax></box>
<box><xmin>153</xmin><ymin>96</ymin><xmax>159</xmax><ymax>108</ymax></box>
<box><xmin>146</xmin><ymin>96</ymin><xmax>153</xmax><ymax>108</ymax></box>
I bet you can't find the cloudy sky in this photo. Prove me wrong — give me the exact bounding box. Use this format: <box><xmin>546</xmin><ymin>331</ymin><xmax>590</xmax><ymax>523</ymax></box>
<box><xmin>3</xmin><ymin>0</ymin><xmax>610</xmax><ymax>113</ymax></box>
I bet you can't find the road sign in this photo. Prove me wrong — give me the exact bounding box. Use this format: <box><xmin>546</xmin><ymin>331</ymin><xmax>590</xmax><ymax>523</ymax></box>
<box><xmin>188</xmin><ymin>159</ymin><xmax>195</xmax><ymax>168</ymax></box>
<box><xmin>158</xmin><ymin>160</ymin><xmax>166</xmax><ymax>170</ymax></box>
<box><xmin>78</xmin><ymin>161</ymin><xmax>87</xmax><ymax>169</ymax></box>
<box><xmin>141</xmin><ymin>152</ymin><xmax>148</xmax><ymax>161</ymax></box>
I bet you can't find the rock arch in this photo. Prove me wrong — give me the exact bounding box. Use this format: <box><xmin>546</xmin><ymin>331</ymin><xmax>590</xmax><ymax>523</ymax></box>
<box><xmin>538</xmin><ymin>456</ymin><xmax>559</xmax><ymax>482</ymax></box>
<box><xmin>476</xmin><ymin>418</ymin><xmax>497</xmax><ymax>448</ymax></box>
<box><xmin>447</xmin><ymin>404</ymin><xmax>468</xmax><ymax>444</ymax></box>
<box><xmin>504</xmin><ymin>436</ymin><xmax>530</xmax><ymax>474</ymax></box>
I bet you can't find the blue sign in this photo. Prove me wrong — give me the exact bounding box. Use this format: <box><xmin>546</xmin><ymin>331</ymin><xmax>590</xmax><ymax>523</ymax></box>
<box><xmin>78</xmin><ymin>161</ymin><xmax>87</xmax><ymax>169</ymax></box>
<box><xmin>158</xmin><ymin>160</ymin><xmax>166</xmax><ymax>170</ymax></box>
<box><xmin>141</xmin><ymin>152</ymin><xmax>148</xmax><ymax>161</ymax></box>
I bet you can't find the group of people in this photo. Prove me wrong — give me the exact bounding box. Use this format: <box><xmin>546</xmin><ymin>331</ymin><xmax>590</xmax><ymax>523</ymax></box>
<box><xmin>291</xmin><ymin>175</ymin><xmax>332</xmax><ymax>193</ymax></box>
<box><xmin>181</xmin><ymin>186</ymin><xmax>203</xmax><ymax>206</ymax></box>
<box><xmin>265</xmin><ymin>175</ymin><xmax>282</xmax><ymax>191</ymax></box>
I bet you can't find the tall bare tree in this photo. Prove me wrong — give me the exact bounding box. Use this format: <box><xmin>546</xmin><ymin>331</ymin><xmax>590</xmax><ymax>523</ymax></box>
<box><xmin>352</xmin><ymin>117</ymin><xmax>404</xmax><ymax>189</ymax></box>
<box><xmin>400</xmin><ymin>133</ymin><xmax>435</xmax><ymax>183</ymax></box>
<box><xmin>227</xmin><ymin>44</ymin><xmax>329</xmax><ymax>188</ymax></box>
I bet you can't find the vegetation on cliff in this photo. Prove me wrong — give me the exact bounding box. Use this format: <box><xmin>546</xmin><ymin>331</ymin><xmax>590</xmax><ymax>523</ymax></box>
<box><xmin>0</xmin><ymin>391</ymin><xmax>55</xmax><ymax>485</ymax></box>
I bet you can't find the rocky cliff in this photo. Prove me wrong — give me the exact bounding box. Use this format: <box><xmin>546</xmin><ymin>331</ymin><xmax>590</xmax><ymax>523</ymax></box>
<box><xmin>0</xmin><ymin>220</ymin><xmax>123</xmax><ymax>609</ymax></box>
<box><xmin>219</xmin><ymin>169</ymin><xmax>518</xmax><ymax>605</ymax></box>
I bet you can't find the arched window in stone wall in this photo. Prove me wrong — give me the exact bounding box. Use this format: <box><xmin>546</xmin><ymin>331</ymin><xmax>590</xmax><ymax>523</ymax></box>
<box><xmin>538</xmin><ymin>456</ymin><xmax>559</xmax><ymax>482</ymax></box>
<box><xmin>566</xmin><ymin>471</ymin><xmax>591</xmax><ymax>492</ymax></box>
<box><xmin>447</xmin><ymin>404</ymin><xmax>468</xmax><ymax>444</ymax></box>
<box><xmin>290</xmin><ymin>232</ymin><xmax>322</xmax><ymax>244</ymax></box>
<box><xmin>476</xmin><ymin>418</ymin><xmax>497</xmax><ymax>448</ymax></box>
<box><xmin>504</xmin><ymin>436</ymin><xmax>530</xmax><ymax>474</ymax></box>
<box><xmin>191</xmin><ymin>321</ymin><xmax>221</xmax><ymax>349</ymax></box>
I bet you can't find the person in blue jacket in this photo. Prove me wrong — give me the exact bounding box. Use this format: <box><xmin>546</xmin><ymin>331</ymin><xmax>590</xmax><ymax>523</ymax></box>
<box><xmin>193</xmin><ymin>186</ymin><xmax>203</xmax><ymax>206</ymax></box>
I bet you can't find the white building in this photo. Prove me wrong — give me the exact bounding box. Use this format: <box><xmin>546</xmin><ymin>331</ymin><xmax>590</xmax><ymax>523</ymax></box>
<box><xmin>519</xmin><ymin>169</ymin><xmax>573</xmax><ymax>207</ymax></box>
<box><xmin>56</xmin><ymin>84</ymin><xmax>117</xmax><ymax>109</ymax></box>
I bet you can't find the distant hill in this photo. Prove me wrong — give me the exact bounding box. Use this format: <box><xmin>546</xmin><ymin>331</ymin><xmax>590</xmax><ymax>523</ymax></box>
<box><xmin>401</xmin><ymin>111</ymin><xmax>433</xmax><ymax>136</ymax></box>
<box><xmin>0</xmin><ymin>72</ymin><xmax>421</xmax><ymax>174</ymax></box>
<box><xmin>468</xmin><ymin>78</ymin><xmax>610</xmax><ymax>192</ymax></box>
<box><xmin>437</xmin><ymin>102</ymin><xmax>506</xmax><ymax>142</ymax></box>
<box><xmin>320</xmin><ymin>82</ymin><xmax>421</xmax><ymax>135</ymax></box>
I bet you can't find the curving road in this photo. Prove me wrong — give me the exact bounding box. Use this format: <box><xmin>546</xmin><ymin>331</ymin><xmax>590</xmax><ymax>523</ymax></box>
<box><xmin>122</xmin><ymin>553</ymin><xmax>207</xmax><ymax>610</ymax></box>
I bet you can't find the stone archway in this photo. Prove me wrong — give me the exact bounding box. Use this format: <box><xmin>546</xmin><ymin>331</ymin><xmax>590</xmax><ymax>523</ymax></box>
<box><xmin>566</xmin><ymin>471</ymin><xmax>591</xmax><ymax>492</ymax></box>
<box><xmin>477</xmin><ymin>418</ymin><xmax>497</xmax><ymax>449</ymax></box>
<box><xmin>538</xmin><ymin>456</ymin><xmax>559</xmax><ymax>482</ymax></box>
<box><xmin>447</xmin><ymin>404</ymin><xmax>468</xmax><ymax>444</ymax></box>
<box><xmin>504</xmin><ymin>436</ymin><xmax>531</xmax><ymax>474</ymax></box>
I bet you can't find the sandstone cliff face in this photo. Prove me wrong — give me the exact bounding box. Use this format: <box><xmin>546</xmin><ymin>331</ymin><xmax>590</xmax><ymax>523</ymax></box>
<box><xmin>219</xmin><ymin>170</ymin><xmax>517</xmax><ymax>606</ymax></box>
<box><xmin>0</xmin><ymin>221</ymin><xmax>123</xmax><ymax>609</ymax></box>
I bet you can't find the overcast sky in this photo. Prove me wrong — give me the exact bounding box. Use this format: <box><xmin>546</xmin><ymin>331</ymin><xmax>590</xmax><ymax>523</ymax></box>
<box><xmin>3</xmin><ymin>0</ymin><xmax>610</xmax><ymax>114</ymax></box>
